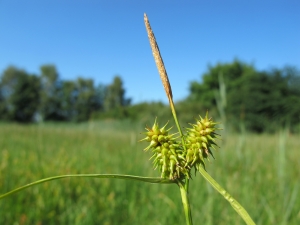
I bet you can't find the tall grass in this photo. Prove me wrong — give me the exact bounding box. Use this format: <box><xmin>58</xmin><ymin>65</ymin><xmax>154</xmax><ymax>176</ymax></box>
<box><xmin>0</xmin><ymin>122</ymin><xmax>299</xmax><ymax>224</ymax></box>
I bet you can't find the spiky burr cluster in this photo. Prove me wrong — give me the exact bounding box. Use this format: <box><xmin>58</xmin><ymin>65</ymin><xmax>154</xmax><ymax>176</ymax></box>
<box><xmin>140</xmin><ymin>112</ymin><xmax>219</xmax><ymax>180</ymax></box>
<box><xmin>140</xmin><ymin>119</ymin><xmax>189</xmax><ymax>180</ymax></box>
<box><xmin>185</xmin><ymin>112</ymin><xmax>219</xmax><ymax>171</ymax></box>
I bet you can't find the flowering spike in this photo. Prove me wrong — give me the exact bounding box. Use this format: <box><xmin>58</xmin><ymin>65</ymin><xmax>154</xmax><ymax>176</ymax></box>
<box><xmin>140</xmin><ymin>118</ymin><xmax>189</xmax><ymax>179</ymax></box>
<box><xmin>183</xmin><ymin>111</ymin><xmax>220</xmax><ymax>172</ymax></box>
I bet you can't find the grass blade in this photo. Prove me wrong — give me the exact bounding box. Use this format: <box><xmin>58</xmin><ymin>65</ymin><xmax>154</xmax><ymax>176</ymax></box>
<box><xmin>0</xmin><ymin>174</ymin><xmax>175</xmax><ymax>200</ymax></box>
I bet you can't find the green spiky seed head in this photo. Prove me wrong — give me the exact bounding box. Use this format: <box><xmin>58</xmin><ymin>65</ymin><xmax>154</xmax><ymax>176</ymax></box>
<box><xmin>185</xmin><ymin>111</ymin><xmax>219</xmax><ymax>170</ymax></box>
<box><xmin>140</xmin><ymin>119</ymin><xmax>189</xmax><ymax>180</ymax></box>
<box><xmin>140</xmin><ymin>112</ymin><xmax>220</xmax><ymax>180</ymax></box>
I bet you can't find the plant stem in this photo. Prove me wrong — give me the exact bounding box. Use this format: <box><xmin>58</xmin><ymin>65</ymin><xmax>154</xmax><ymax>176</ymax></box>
<box><xmin>169</xmin><ymin>99</ymin><xmax>186</xmax><ymax>150</ymax></box>
<box><xmin>178</xmin><ymin>179</ymin><xmax>193</xmax><ymax>225</ymax></box>
<box><xmin>168</xmin><ymin>88</ymin><xmax>193</xmax><ymax>225</ymax></box>
<box><xmin>198</xmin><ymin>166</ymin><xmax>256</xmax><ymax>225</ymax></box>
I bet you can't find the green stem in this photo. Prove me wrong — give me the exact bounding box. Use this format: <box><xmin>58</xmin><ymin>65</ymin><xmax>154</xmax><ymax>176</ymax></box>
<box><xmin>169</xmin><ymin>99</ymin><xmax>186</xmax><ymax>151</ymax></box>
<box><xmin>0</xmin><ymin>174</ymin><xmax>175</xmax><ymax>200</ymax></box>
<box><xmin>178</xmin><ymin>180</ymin><xmax>193</xmax><ymax>225</ymax></box>
<box><xmin>169</xmin><ymin>99</ymin><xmax>192</xmax><ymax>225</ymax></box>
<box><xmin>198</xmin><ymin>166</ymin><xmax>256</xmax><ymax>225</ymax></box>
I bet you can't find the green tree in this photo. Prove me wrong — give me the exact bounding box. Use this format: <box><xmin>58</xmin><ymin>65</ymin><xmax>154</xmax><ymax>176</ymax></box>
<box><xmin>270</xmin><ymin>67</ymin><xmax>300</xmax><ymax>129</ymax></box>
<box><xmin>188</xmin><ymin>60</ymin><xmax>256</xmax><ymax>110</ymax></box>
<box><xmin>0</xmin><ymin>78</ymin><xmax>8</xmax><ymax>119</ymax></box>
<box><xmin>60</xmin><ymin>78</ymin><xmax>103</xmax><ymax>122</ymax></box>
<box><xmin>103</xmin><ymin>76</ymin><xmax>131</xmax><ymax>116</ymax></box>
<box><xmin>0</xmin><ymin>66</ymin><xmax>40</xmax><ymax>122</ymax></box>
<box><xmin>11</xmin><ymin>74</ymin><xmax>40</xmax><ymax>122</ymax></box>
<box><xmin>187</xmin><ymin>61</ymin><xmax>300</xmax><ymax>132</ymax></box>
<box><xmin>228</xmin><ymin>67</ymin><xmax>300</xmax><ymax>132</ymax></box>
<box><xmin>0</xmin><ymin>66</ymin><xmax>20</xmax><ymax>120</ymax></box>
<box><xmin>94</xmin><ymin>84</ymin><xmax>106</xmax><ymax>111</ymax></box>
<box><xmin>39</xmin><ymin>65</ymin><xmax>64</xmax><ymax>121</ymax></box>
<box><xmin>187</xmin><ymin>60</ymin><xmax>256</xmax><ymax>129</ymax></box>
<box><xmin>73</xmin><ymin>78</ymin><xmax>100</xmax><ymax>122</ymax></box>
<box><xmin>60</xmin><ymin>80</ymin><xmax>77</xmax><ymax>120</ymax></box>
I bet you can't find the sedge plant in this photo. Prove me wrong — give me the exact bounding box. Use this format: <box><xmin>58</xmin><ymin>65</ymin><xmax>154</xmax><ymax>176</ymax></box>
<box><xmin>0</xmin><ymin>14</ymin><xmax>256</xmax><ymax>225</ymax></box>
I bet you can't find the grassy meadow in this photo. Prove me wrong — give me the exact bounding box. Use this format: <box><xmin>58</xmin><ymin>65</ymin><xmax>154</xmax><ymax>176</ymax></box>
<box><xmin>0</xmin><ymin>120</ymin><xmax>299</xmax><ymax>225</ymax></box>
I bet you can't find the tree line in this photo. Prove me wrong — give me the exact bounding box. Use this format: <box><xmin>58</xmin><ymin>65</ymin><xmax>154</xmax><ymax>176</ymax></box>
<box><xmin>0</xmin><ymin>61</ymin><xmax>299</xmax><ymax>133</ymax></box>
<box><xmin>186</xmin><ymin>60</ymin><xmax>300</xmax><ymax>132</ymax></box>
<box><xmin>0</xmin><ymin>65</ymin><xmax>130</xmax><ymax>122</ymax></box>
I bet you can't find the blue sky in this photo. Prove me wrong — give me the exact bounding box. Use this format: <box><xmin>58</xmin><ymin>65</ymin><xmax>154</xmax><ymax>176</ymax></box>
<box><xmin>0</xmin><ymin>0</ymin><xmax>299</xmax><ymax>104</ymax></box>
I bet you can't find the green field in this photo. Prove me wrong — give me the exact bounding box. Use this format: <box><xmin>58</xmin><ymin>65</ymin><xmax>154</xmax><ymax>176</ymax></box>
<box><xmin>0</xmin><ymin>121</ymin><xmax>299</xmax><ymax>225</ymax></box>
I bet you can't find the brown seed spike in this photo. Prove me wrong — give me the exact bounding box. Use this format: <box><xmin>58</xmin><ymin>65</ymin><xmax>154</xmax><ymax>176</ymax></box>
<box><xmin>144</xmin><ymin>13</ymin><xmax>173</xmax><ymax>102</ymax></box>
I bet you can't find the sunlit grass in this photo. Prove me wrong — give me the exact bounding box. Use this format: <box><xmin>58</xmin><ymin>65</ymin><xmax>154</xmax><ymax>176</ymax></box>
<box><xmin>0</xmin><ymin>122</ymin><xmax>299</xmax><ymax>224</ymax></box>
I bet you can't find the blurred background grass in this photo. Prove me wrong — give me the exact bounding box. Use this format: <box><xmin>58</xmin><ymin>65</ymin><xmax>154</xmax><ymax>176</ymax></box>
<box><xmin>0</xmin><ymin>121</ymin><xmax>299</xmax><ymax>225</ymax></box>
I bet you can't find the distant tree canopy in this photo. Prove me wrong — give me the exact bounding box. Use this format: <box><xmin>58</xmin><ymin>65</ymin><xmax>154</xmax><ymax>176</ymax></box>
<box><xmin>0</xmin><ymin>61</ymin><xmax>299</xmax><ymax>133</ymax></box>
<box><xmin>187</xmin><ymin>60</ymin><xmax>300</xmax><ymax>132</ymax></box>
<box><xmin>0</xmin><ymin>67</ymin><xmax>40</xmax><ymax>122</ymax></box>
<box><xmin>0</xmin><ymin>65</ymin><xmax>131</xmax><ymax>123</ymax></box>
